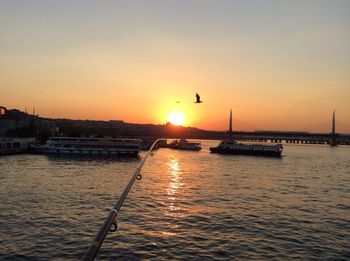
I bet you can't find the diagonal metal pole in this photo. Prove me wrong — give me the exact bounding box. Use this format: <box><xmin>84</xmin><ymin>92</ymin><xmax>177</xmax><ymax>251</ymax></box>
<box><xmin>82</xmin><ymin>139</ymin><xmax>161</xmax><ymax>261</ymax></box>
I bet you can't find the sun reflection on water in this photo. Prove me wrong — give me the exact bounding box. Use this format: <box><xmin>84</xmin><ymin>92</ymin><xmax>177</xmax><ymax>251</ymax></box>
<box><xmin>165</xmin><ymin>158</ymin><xmax>183</xmax><ymax>218</ymax></box>
<box><xmin>167</xmin><ymin>158</ymin><xmax>182</xmax><ymax>195</ymax></box>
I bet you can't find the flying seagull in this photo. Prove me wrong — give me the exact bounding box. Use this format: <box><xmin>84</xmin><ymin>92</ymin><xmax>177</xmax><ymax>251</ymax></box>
<box><xmin>195</xmin><ymin>93</ymin><xmax>202</xmax><ymax>103</ymax></box>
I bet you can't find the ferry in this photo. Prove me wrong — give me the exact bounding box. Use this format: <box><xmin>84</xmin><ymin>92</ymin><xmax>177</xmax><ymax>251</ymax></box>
<box><xmin>166</xmin><ymin>139</ymin><xmax>201</xmax><ymax>151</ymax></box>
<box><xmin>210</xmin><ymin>110</ymin><xmax>283</xmax><ymax>157</ymax></box>
<box><xmin>0</xmin><ymin>138</ymin><xmax>35</xmax><ymax>155</ymax></box>
<box><xmin>140</xmin><ymin>137</ymin><xmax>167</xmax><ymax>150</ymax></box>
<box><xmin>210</xmin><ymin>140</ymin><xmax>283</xmax><ymax>157</ymax></box>
<box><xmin>31</xmin><ymin>137</ymin><xmax>141</xmax><ymax>157</ymax></box>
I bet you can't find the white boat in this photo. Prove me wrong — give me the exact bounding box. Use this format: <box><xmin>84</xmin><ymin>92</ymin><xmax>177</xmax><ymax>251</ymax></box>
<box><xmin>166</xmin><ymin>139</ymin><xmax>201</xmax><ymax>151</ymax></box>
<box><xmin>31</xmin><ymin>137</ymin><xmax>141</xmax><ymax>157</ymax></box>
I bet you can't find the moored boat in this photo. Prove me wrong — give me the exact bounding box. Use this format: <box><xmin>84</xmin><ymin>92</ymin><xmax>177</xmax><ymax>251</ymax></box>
<box><xmin>0</xmin><ymin>138</ymin><xmax>35</xmax><ymax>155</ymax></box>
<box><xmin>166</xmin><ymin>139</ymin><xmax>201</xmax><ymax>151</ymax></box>
<box><xmin>31</xmin><ymin>137</ymin><xmax>141</xmax><ymax>157</ymax></box>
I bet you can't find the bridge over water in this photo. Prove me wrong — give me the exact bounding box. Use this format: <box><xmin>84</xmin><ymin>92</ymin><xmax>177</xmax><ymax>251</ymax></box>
<box><xmin>229</xmin><ymin>131</ymin><xmax>350</xmax><ymax>145</ymax></box>
<box><xmin>222</xmin><ymin>110</ymin><xmax>350</xmax><ymax>145</ymax></box>
<box><xmin>196</xmin><ymin>111</ymin><xmax>350</xmax><ymax>145</ymax></box>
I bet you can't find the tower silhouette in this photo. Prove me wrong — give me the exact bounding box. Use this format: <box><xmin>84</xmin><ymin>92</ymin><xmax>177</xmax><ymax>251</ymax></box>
<box><xmin>229</xmin><ymin>109</ymin><xmax>232</xmax><ymax>133</ymax></box>
<box><xmin>228</xmin><ymin>109</ymin><xmax>233</xmax><ymax>139</ymax></box>
<box><xmin>330</xmin><ymin>110</ymin><xmax>337</xmax><ymax>146</ymax></box>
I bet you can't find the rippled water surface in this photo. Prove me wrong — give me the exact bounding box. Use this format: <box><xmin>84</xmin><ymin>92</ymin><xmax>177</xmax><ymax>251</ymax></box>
<box><xmin>1</xmin><ymin>141</ymin><xmax>349</xmax><ymax>260</ymax></box>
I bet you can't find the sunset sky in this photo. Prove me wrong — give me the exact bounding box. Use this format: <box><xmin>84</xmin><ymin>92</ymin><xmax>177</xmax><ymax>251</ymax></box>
<box><xmin>1</xmin><ymin>1</ymin><xmax>349</xmax><ymax>132</ymax></box>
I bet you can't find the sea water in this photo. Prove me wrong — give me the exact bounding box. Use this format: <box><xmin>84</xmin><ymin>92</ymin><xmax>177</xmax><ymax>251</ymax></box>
<box><xmin>0</xmin><ymin>141</ymin><xmax>349</xmax><ymax>260</ymax></box>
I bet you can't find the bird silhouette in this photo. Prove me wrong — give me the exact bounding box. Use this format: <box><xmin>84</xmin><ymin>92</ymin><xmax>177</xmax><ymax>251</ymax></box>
<box><xmin>195</xmin><ymin>93</ymin><xmax>202</xmax><ymax>103</ymax></box>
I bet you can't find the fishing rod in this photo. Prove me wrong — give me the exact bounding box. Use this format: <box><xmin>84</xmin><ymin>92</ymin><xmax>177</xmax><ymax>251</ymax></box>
<box><xmin>82</xmin><ymin>139</ymin><xmax>162</xmax><ymax>261</ymax></box>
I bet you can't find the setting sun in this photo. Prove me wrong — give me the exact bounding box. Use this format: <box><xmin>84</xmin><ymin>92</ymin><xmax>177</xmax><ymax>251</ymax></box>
<box><xmin>167</xmin><ymin>112</ymin><xmax>185</xmax><ymax>126</ymax></box>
